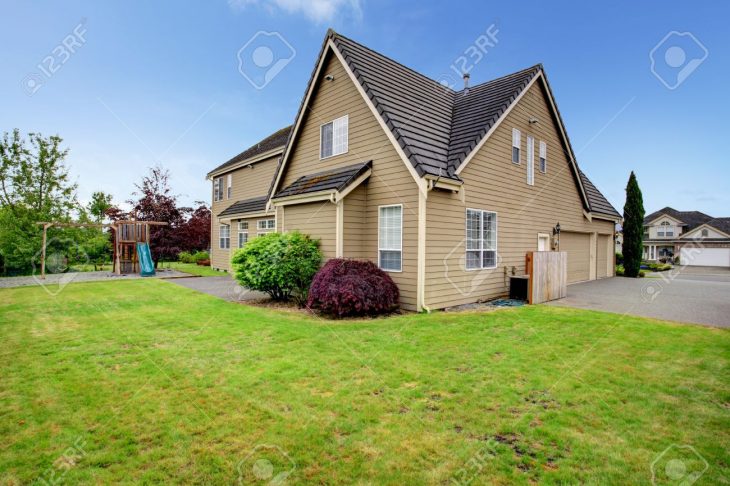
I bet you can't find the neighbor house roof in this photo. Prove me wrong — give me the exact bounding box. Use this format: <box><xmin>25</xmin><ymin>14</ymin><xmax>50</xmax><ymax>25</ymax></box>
<box><xmin>644</xmin><ymin>207</ymin><xmax>714</xmax><ymax>230</ymax></box>
<box><xmin>704</xmin><ymin>217</ymin><xmax>730</xmax><ymax>235</ymax></box>
<box><xmin>217</xmin><ymin>196</ymin><xmax>269</xmax><ymax>218</ymax></box>
<box><xmin>578</xmin><ymin>169</ymin><xmax>621</xmax><ymax>219</ymax></box>
<box><xmin>273</xmin><ymin>161</ymin><xmax>372</xmax><ymax>200</ymax></box>
<box><xmin>207</xmin><ymin>125</ymin><xmax>292</xmax><ymax>178</ymax></box>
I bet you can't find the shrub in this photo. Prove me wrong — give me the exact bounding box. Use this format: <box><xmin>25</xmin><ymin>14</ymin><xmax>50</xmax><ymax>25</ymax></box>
<box><xmin>615</xmin><ymin>264</ymin><xmax>624</xmax><ymax>276</ymax></box>
<box><xmin>178</xmin><ymin>250</ymin><xmax>209</xmax><ymax>264</ymax></box>
<box><xmin>307</xmin><ymin>259</ymin><xmax>400</xmax><ymax>318</ymax></box>
<box><xmin>231</xmin><ymin>231</ymin><xmax>321</xmax><ymax>304</ymax></box>
<box><xmin>615</xmin><ymin>252</ymin><xmax>624</xmax><ymax>265</ymax></box>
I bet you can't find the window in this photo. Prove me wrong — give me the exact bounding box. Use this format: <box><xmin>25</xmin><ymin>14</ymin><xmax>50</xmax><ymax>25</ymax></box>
<box><xmin>658</xmin><ymin>221</ymin><xmax>672</xmax><ymax>237</ymax></box>
<box><xmin>378</xmin><ymin>205</ymin><xmax>402</xmax><ymax>271</ymax></box>
<box><xmin>511</xmin><ymin>128</ymin><xmax>521</xmax><ymax>163</ymax></box>
<box><xmin>213</xmin><ymin>177</ymin><xmax>224</xmax><ymax>202</ymax></box>
<box><xmin>257</xmin><ymin>219</ymin><xmax>275</xmax><ymax>231</ymax></box>
<box><xmin>466</xmin><ymin>209</ymin><xmax>497</xmax><ymax>270</ymax></box>
<box><xmin>320</xmin><ymin>115</ymin><xmax>348</xmax><ymax>158</ymax></box>
<box><xmin>526</xmin><ymin>136</ymin><xmax>535</xmax><ymax>186</ymax></box>
<box><xmin>227</xmin><ymin>174</ymin><xmax>232</xmax><ymax>199</ymax></box>
<box><xmin>539</xmin><ymin>141</ymin><xmax>547</xmax><ymax>173</ymax></box>
<box><xmin>219</xmin><ymin>224</ymin><xmax>230</xmax><ymax>249</ymax></box>
<box><xmin>238</xmin><ymin>221</ymin><xmax>248</xmax><ymax>248</ymax></box>
<box><xmin>701</xmin><ymin>228</ymin><xmax>709</xmax><ymax>237</ymax></box>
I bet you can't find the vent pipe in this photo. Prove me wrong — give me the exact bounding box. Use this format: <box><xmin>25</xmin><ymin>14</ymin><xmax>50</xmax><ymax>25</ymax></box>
<box><xmin>463</xmin><ymin>72</ymin><xmax>470</xmax><ymax>95</ymax></box>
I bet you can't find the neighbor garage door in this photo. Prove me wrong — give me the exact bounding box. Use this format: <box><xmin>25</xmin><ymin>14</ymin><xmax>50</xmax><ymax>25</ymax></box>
<box><xmin>680</xmin><ymin>247</ymin><xmax>730</xmax><ymax>267</ymax></box>
<box><xmin>597</xmin><ymin>234</ymin><xmax>610</xmax><ymax>278</ymax></box>
<box><xmin>561</xmin><ymin>231</ymin><xmax>591</xmax><ymax>283</ymax></box>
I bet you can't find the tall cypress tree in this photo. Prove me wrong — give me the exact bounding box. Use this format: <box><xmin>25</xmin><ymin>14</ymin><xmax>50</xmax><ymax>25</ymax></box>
<box><xmin>622</xmin><ymin>171</ymin><xmax>645</xmax><ymax>277</ymax></box>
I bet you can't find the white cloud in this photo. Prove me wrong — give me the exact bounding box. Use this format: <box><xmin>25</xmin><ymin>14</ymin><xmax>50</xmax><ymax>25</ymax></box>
<box><xmin>228</xmin><ymin>0</ymin><xmax>362</xmax><ymax>24</ymax></box>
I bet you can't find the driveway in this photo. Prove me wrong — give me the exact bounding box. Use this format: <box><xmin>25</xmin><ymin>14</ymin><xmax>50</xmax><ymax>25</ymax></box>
<box><xmin>167</xmin><ymin>276</ymin><xmax>268</xmax><ymax>302</ymax></box>
<box><xmin>548</xmin><ymin>270</ymin><xmax>730</xmax><ymax>328</ymax></box>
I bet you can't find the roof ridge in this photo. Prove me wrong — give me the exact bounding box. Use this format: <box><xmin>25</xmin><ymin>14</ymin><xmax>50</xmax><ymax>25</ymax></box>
<box><xmin>329</xmin><ymin>29</ymin><xmax>453</xmax><ymax>92</ymax></box>
<box><xmin>454</xmin><ymin>64</ymin><xmax>543</xmax><ymax>93</ymax></box>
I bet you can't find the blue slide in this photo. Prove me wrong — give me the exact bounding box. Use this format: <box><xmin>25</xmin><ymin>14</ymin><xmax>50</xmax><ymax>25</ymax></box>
<box><xmin>136</xmin><ymin>242</ymin><xmax>156</xmax><ymax>277</ymax></box>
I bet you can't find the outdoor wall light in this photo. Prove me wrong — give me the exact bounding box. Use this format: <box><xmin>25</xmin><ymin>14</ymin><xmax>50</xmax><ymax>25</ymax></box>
<box><xmin>553</xmin><ymin>222</ymin><xmax>561</xmax><ymax>235</ymax></box>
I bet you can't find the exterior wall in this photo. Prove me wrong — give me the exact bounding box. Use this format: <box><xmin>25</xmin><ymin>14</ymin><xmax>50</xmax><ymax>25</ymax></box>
<box><xmin>425</xmin><ymin>81</ymin><xmax>615</xmax><ymax>309</ymax></box>
<box><xmin>211</xmin><ymin>214</ymin><xmax>277</xmax><ymax>272</ymax></box>
<box><xmin>210</xmin><ymin>154</ymin><xmax>280</xmax><ymax>272</ymax></box>
<box><xmin>275</xmin><ymin>52</ymin><xmax>420</xmax><ymax>310</ymax></box>
<box><xmin>645</xmin><ymin>216</ymin><xmax>683</xmax><ymax>240</ymax></box>
<box><xmin>280</xmin><ymin>202</ymin><xmax>337</xmax><ymax>257</ymax></box>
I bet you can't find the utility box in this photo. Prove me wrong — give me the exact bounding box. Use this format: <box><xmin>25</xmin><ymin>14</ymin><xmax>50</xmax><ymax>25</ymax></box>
<box><xmin>509</xmin><ymin>275</ymin><xmax>529</xmax><ymax>301</ymax></box>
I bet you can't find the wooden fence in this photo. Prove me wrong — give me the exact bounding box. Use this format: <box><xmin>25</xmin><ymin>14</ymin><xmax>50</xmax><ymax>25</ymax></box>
<box><xmin>526</xmin><ymin>251</ymin><xmax>567</xmax><ymax>304</ymax></box>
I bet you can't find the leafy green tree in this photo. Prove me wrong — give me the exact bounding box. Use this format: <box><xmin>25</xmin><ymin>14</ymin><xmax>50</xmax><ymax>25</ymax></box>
<box><xmin>89</xmin><ymin>191</ymin><xmax>114</xmax><ymax>223</ymax></box>
<box><xmin>231</xmin><ymin>231</ymin><xmax>321</xmax><ymax>305</ymax></box>
<box><xmin>0</xmin><ymin>130</ymin><xmax>78</xmax><ymax>273</ymax></box>
<box><xmin>622</xmin><ymin>171</ymin><xmax>645</xmax><ymax>278</ymax></box>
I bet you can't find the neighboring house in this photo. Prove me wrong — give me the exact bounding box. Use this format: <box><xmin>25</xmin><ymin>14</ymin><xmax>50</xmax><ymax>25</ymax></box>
<box><xmin>642</xmin><ymin>207</ymin><xmax>730</xmax><ymax>267</ymax></box>
<box><xmin>615</xmin><ymin>228</ymin><xmax>623</xmax><ymax>253</ymax></box>
<box><xmin>210</xmin><ymin>30</ymin><xmax>621</xmax><ymax>311</ymax></box>
<box><xmin>207</xmin><ymin>126</ymin><xmax>291</xmax><ymax>271</ymax></box>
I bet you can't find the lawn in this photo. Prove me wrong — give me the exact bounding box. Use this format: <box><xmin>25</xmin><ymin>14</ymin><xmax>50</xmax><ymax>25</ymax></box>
<box><xmin>158</xmin><ymin>261</ymin><xmax>228</xmax><ymax>277</ymax></box>
<box><xmin>0</xmin><ymin>280</ymin><xmax>727</xmax><ymax>484</ymax></box>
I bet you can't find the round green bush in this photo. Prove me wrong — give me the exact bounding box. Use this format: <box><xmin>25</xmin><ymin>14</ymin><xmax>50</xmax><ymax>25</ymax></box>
<box><xmin>231</xmin><ymin>231</ymin><xmax>321</xmax><ymax>304</ymax></box>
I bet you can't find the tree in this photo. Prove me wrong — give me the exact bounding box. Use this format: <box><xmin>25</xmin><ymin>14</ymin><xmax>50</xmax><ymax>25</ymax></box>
<box><xmin>0</xmin><ymin>130</ymin><xmax>78</xmax><ymax>273</ymax></box>
<box><xmin>622</xmin><ymin>171</ymin><xmax>645</xmax><ymax>278</ymax></box>
<box><xmin>179</xmin><ymin>202</ymin><xmax>211</xmax><ymax>252</ymax></box>
<box><xmin>127</xmin><ymin>166</ymin><xmax>188</xmax><ymax>267</ymax></box>
<box><xmin>89</xmin><ymin>191</ymin><xmax>114</xmax><ymax>223</ymax></box>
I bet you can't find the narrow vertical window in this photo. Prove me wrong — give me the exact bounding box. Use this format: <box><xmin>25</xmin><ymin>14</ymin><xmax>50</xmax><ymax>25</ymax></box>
<box><xmin>378</xmin><ymin>205</ymin><xmax>402</xmax><ymax>271</ymax></box>
<box><xmin>219</xmin><ymin>224</ymin><xmax>230</xmax><ymax>249</ymax></box>
<box><xmin>213</xmin><ymin>177</ymin><xmax>224</xmax><ymax>202</ymax></box>
<box><xmin>238</xmin><ymin>221</ymin><xmax>248</xmax><ymax>248</ymax></box>
<box><xmin>227</xmin><ymin>174</ymin><xmax>232</xmax><ymax>199</ymax></box>
<box><xmin>512</xmin><ymin>128</ymin><xmax>521</xmax><ymax>164</ymax></box>
<box><xmin>539</xmin><ymin>141</ymin><xmax>547</xmax><ymax>173</ymax></box>
<box><xmin>526</xmin><ymin>136</ymin><xmax>535</xmax><ymax>186</ymax></box>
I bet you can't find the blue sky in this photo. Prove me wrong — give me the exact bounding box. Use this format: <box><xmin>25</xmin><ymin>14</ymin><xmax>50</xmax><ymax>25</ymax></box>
<box><xmin>2</xmin><ymin>0</ymin><xmax>728</xmax><ymax>215</ymax></box>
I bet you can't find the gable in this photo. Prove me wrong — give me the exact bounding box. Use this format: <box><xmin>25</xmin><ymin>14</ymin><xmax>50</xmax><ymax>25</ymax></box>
<box><xmin>682</xmin><ymin>224</ymin><xmax>730</xmax><ymax>239</ymax></box>
<box><xmin>646</xmin><ymin>213</ymin><xmax>684</xmax><ymax>226</ymax></box>
<box><xmin>461</xmin><ymin>80</ymin><xmax>588</xmax><ymax>215</ymax></box>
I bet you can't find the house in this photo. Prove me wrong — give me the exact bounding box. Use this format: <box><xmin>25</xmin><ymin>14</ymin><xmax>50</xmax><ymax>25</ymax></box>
<box><xmin>210</xmin><ymin>30</ymin><xmax>621</xmax><ymax>311</ymax></box>
<box><xmin>642</xmin><ymin>207</ymin><xmax>730</xmax><ymax>267</ymax></box>
<box><xmin>207</xmin><ymin>125</ymin><xmax>290</xmax><ymax>271</ymax></box>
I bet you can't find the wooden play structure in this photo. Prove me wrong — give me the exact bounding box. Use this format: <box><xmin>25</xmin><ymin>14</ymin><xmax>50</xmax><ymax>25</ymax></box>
<box><xmin>37</xmin><ymin>220</ymin><xmax>167</xmax><ymax>278</ymax></box>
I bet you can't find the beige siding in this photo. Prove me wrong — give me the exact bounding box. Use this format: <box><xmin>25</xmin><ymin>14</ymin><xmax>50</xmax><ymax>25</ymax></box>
<box><xmin>425</xmin><ymin>81</ymin><xmax>614</xmax><ymax>308</ymax></box>
<box><xmin>210</xmin><ymin>154</ymin><xmax>280</xmax><ymax>272</ymax></box>
<box><xmin>281</xmin><ymin>202</ymin><xmax>337</xmax><ymax>258</ymax></box>
<box><xmin>211</xmin><ymin>214</ymin><xmax>277</xmax><ymax>272</ymax></box>
<box><xmin>276</xmin><ymin>52</ymin><xmax>420</xmax><ymax>310</ymax></box>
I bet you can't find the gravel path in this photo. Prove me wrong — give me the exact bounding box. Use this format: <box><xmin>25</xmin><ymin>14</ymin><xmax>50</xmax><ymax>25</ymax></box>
<box><xmin>0</xmin><ymin>269</ymin><xmax>192</xmax><ymax>289</ymax></box>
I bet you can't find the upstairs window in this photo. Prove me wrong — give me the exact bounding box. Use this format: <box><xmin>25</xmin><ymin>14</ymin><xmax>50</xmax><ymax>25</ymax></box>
<box><xmin>539</xmin><ymin>141</ymin><xmax>547</xmax><ymax>173</ymax></box>
<box><xmin>658</xmin><ymin>221</ymin><xmax>671</xmax><ymax>237</ymax></box>
<box><xmin>378</xmin><ymin>205</ymin><xmax>402</xmax><ymax>272</ymax></box>
<box><xmin>257</xmin><ymin>219</ymin><xmax>276</xmax><ymax>232</ymax></box>
<box><xmin>320</xmin><ymin>115</ymin><xmax>349</xmax><ymax>158</ymax></box>
<box><xmin>227</xmin><ymin>174</ymin><xmax>232</xmax><ymax>199</ymax></box>
<box><xmin>466</xmin><ymin>209</ymin><xmax>497</xmax><ymax>270</ymax></box>
<box><xmin>526</xmin><ymin>136</ymin><xmax>535</xmax><ymax>186</ymax></box>
<box><xmin>213</xmin><ymin>177</ymin><xmax>224</xmax><ymax>202</ymax></box>
<box><xmin>219</xmin><ymin>224</ymin><xmax>230</xmax><ymax>249</ymax></box>
<box><xmin>511</xmin><ymin>128</ymin><xmax>521</xmax><ymax>164</ymax></box>
<box><xmin>701</xmin><ymin>228</ymin><xmax>709</xmax><ymax>237</ymax></box>
<box><xmin>238</xmin><ymin>221</ymin><xmax>248</xmax><ymax>248</ymax></box>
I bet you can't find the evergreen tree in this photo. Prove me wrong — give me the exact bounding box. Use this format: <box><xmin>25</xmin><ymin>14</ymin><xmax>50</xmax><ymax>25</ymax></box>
<box><xmin>622</xmin><ymin>171</ymin><xmax>645</xmax><ymax>278</ymax></box>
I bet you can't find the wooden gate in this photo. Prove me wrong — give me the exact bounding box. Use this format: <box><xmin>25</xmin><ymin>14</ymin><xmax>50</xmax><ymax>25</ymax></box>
<box><xmin>526</xmin><ymin>251</ymin><xmax>567</xmax><ymax>304</ymax></box>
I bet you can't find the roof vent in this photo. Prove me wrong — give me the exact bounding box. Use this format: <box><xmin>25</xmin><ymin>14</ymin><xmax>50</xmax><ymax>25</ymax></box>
<box><xmin>462</xmin><ymin>73</ymin><xmax>470</xmax><ymax>95</ymax></box>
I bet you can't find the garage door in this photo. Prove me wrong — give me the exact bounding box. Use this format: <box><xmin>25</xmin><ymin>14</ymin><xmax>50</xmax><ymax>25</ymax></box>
<box><xmin>680</xmin><ymin>247</ymin><xmax>730</xmax><ymax>267</ymax></box>
<box><xmin>597</xmin><ymin>234</ymin><xmax>609</xmax><ymax>278</ymax></box>
<box><xmin>561</xmin><ymin>232</ymin><xmax>591</xmax><ymax>283</ymax></box>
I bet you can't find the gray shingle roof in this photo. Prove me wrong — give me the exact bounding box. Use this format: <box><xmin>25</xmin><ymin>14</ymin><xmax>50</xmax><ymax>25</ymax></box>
<box><xmin>218</xmin><ymin>196</ymin><xmax>269</xmax><ymax>218</ymax></box>
<box><xmin>273</xmin><ymin>161</ymin><xmax>371</xmax><ymax>199</ymax></box>
<box><xmin>707</xmin><ymin>217</ymin><xmax>730</xmax><ymax>235</ymax></box>
<box><xmin>208</xmin><ymin>125</ymin><xmax>291</xmax><ymax>177</ymax></box>
<box><xmin>644</xmin><ymin>207</ymin><xmax>714</xmax><ymax>231</ymax></box>
<box><xmin>578</xmin><ymin>169</ymin><xmax>621</xmax><ymax>218</ymax></box>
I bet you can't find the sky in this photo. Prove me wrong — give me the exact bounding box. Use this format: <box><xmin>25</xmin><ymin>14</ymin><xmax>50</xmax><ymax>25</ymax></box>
<box><xmin>1</xmin><ymin>0</ymin><xmax>728</xmax><ymax>216</ymax></box>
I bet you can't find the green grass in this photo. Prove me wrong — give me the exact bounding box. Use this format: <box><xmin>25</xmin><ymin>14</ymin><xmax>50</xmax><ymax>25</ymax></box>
<box><xmin>0</xmin><ymin>280</ymin><xmax>727</xmax><ymax>485</ymax></box>
<box><xmin>159</xmin><ymin>261</ymin><xmax>227</xmax><ymax>277</ymax></box>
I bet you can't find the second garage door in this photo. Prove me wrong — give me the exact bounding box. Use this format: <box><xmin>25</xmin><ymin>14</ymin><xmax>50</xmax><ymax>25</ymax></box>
<box><xmin>561</xmin><ymin>231</ymin><xmax>591</xmax><ymax>283</ymax></box>
<box><xmin>680</xmin><ymin>247</ymin><xmax>730</xmax><ymax>267</ymax></box>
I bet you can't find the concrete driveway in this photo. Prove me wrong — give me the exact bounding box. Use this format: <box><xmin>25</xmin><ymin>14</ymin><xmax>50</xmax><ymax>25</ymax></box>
<box><xmin>548</xmin><ymin>269</ymin><xmax>730</xmax><ymax>328</ymax></box>
<box><xmin>167</xmin><ymin>276</ymin><xmax>268</xmax><ymax>302</ymax></box>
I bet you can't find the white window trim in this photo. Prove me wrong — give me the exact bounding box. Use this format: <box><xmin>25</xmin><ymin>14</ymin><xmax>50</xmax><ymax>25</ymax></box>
<box><xmin>465</xmin><ymin>208</ymin><xmax>498</xmax><ymax>271</ymax></box>
<box><xmin>512</xmin><ymin>128</ymin><xmax>521</xmax><ymax>164</ymax></box>
<box><xmin>526</xmin><ymin>135</ymin><xmax>535</xmax><ymax>186</ymax></box>
<box><xmin>539</xmin><ymin>140</ymin><xmax>547</xmax><ymax>173</ymax></box>
<box><xmin>219</xmin><ymin>223</ymin><xmax>230</xmax><ymax>249</ymax></box>
<box><xmin>213</xmin><ymin>177</ymin><xmax>223</xmax><ymax>202</ymax></box>
<box><xmin>319</xmin><ymin>115</ymin><xmax>349</xmax><ymax>160</ymax></box>
<box><xmin>377</xmin><ymin>204</ymin><xmax>403</xmax><ymax>273</ymax></box>
<box><xmin>257</xmin><ymin>219</ymin><xmax>276</xmax><ymax>231</ymax></box>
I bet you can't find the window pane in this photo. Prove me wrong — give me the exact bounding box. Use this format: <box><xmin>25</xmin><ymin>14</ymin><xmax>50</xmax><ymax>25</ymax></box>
<box><xmin>379</xmin><ymin>206</ymin><xmax>402</xmax><ymax>250</ymax></box>
<box><xmin>512</xmin><ymin>146</ymin><xmax>520</xmax><ymax>163</ymax></box>
<box><xmin>540</xmin><ymin>157</ymin><xmax>546</xmax><ymax>173</ymax></box>
<box><xmin>466</xmin><ymin>210</ymin><xmax>481</xmax><ymax>250</ymax></box>
<box><xmin>483</xmin><ymin>212</ymin><xmax>496</xmax><ymax>250</ymax></box>
<box><xmin>466</xmin><ymin>250</ymin><xmax>481</xmax><ymax>270</ymax></box>
<box><xmin>333</xmin><ymin>116</ymin><xmax>348</xmax><ymax>155</ymax></box>
<box><xmin>483</xmin><ymin>250</ymin><xmax>496</xmax><ymax>268</ymax></box>
<box><xmin>320</xmin><ymin>122</ymin><xmax>333</xmax><ymax>158</ymax></box>
<box><xmin>379</xmin><ymin>250</ymin><xmax>401</xmax><ymax>271</ymax></box>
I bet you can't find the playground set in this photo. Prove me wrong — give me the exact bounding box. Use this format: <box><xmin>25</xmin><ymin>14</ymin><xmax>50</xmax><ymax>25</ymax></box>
<box><xmin>36</xmin><ymin>220</ymin><xmax>167</xmax><ymax>279</ymax></box>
